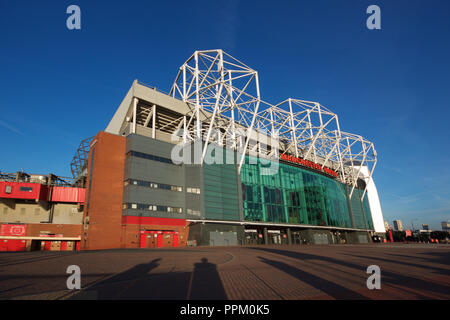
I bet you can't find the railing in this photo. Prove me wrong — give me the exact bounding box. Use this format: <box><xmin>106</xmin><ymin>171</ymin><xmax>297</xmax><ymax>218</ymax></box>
<box><xmin>0</xmin><ymin>172</ymin><xmax>74</xmax><ymax>187</ymax></box>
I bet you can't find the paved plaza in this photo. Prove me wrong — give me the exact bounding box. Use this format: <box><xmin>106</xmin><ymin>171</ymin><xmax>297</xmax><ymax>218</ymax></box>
<box><xmin>0</xmin><ymin>244</ymin><xmax>449</xmax><ymax>300</ymax></box>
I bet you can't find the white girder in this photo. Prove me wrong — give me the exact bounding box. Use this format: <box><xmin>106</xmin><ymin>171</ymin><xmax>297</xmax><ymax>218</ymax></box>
<box><xmin>169</xmin><ymin>49</ymin><xmax>377</xmax><ymax>199</ymax></box>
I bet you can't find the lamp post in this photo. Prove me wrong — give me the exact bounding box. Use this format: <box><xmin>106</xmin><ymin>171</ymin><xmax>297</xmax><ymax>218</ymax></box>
<box><xmin>411</xmin><ymin>218</ymin><xmax>419</xmax><ymax>242</ymax></box>
<box><xmin>411</xmin><ymin>218</ymin><xmax>418</xmax><ymax>232</ymax></box>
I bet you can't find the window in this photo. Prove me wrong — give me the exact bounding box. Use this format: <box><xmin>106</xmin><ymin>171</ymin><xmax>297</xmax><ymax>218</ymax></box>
<box><xmin>187</xmin><ymin>209</ymin><xmax>201</xmax><ymax>216</ymax></box>
<box><xmin>187</xmin><ymin>187</ymin><xmax>201</xmax><ymax>194</ymax></box>
<box><xmin>124</xmin><ymin>203</ymin><xmax>182</xmax><ymax>214</ymax></box>
<box><xmin>125</xmin><ymin>179</ymin><xmax>183</xmax><ymax>192</ymax></box>
<box><xmin>167</xmin><ymin>207</ymin><xmax>183</xmax><ymax>214</ymax></box>
<box><xmin>127</xmin><ymin>151</ymin><xmax>175</xmax><ymax>165</ymax></box>
<box><xmin>19</xmin><ymin>187</ymin><xmax>33</xmax><ymax>192</ymax></box>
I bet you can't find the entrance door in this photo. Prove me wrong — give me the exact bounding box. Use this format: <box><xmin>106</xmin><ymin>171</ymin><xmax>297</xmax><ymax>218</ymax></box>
<box><xmin>244</xmin><ymin>232</ymin><xmax>259</xmax><ymax>245</ymax></box>
<box><xmin>147</xmin><ymin>233</ymin><xmax>158</xmax><ymax>248</ymax></box>
<box><xmin>269</xmin><ymin>232</ymin><xmax>282</xmax><ymax>244</ymax></box>
<box><xmin>173</xmin><ymin>234</ymin><xmax>179</xmax><ymax>247</ymax></box>
<box><xmin>273</xmin><ymin>234</ymin><xmax>281</xmax><ymax>244</ymax></box>
<box><xmin>292</xmin><ymin>232</ymin><xmax>301</xmax><ymax>245</ymax></box>
<box><xmin>156</xmin><ymin>233</ymin><xmax>163</xmax><ymax>248</ymax></box>
<box><xmin>43</xmin><ymin>241</ymin><xmax>52</xmax><ymax>251</ymax></box>
<box><xmin>141</xmin><ymin>231</ymin><xmax>179</xmax><ymax>248</ymax></box>
<box><xmin>162</xmin><ymin>233</ymin><xmax>172</xmax><ymax>247</ymax></box>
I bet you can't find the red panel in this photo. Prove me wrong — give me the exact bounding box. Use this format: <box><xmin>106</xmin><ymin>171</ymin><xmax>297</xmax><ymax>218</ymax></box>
<box><xmin>122</xmin><ymin>216</ymin><xmax>186</xmax><ymax>226</ymax></box>
<box><xmin>44</xmin><ymin>241</ymin><xmax>52</xmax><ymax>251</ymax></box>
<box><xmin>140</xmin><ymin>233</ymin><xmax>147</xmax><ymax>248</ymax></box>
<box><xmin>157</xmin><ymin>234</ymin><xmax>163</xmax><ymax>248</ymax></box>
<box><xmin>51</xmin><ymin>187</ymin><xmax>85</xmax><ymax>203</ymax></box>
<box><xmin>173</xmin><ymin>234</ymin><xmax>179</xmax><ymax>247</ymax></box>
<box><xmin>0</xmin><ymin>240</ymin><xmax>7</xmax><ymax>251</ymax></box>
<box><xmin>8</xmin><ymin>239</ymin><xmax>26</xmax><ymax>251</ymax></box>
<box><xmin>0</xmin><ymin>224</ymin><xmax>27</xmax><ymax>236</ymax></box>
<box><xmin>0</xmin><ymin>182</ymin><xmax>48</xmax><ymax>200</ymax></box>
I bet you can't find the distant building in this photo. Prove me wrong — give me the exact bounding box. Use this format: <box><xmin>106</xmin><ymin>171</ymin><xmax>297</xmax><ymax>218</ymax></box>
<box><xmin>422</xmin><ymin>224</ymin><xmax>429</xmax><ymax>231</ymax></box>
<box><xmin>442</xmin><ymin>221</ymin><xmax>450</xmax><ymax>232</ymax></box>
<box><xmin>393</xmin><ymin>220</ymin><xmax>403</xmax><ymax>231</ymax></box>
<box><xmin>384</xmin><ymin>220</ymin><xmax>390</xmax><ymax>231</ymax></box>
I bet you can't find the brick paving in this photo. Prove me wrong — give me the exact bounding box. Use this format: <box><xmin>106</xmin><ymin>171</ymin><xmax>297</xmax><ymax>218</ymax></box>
<box><xmin>0</xmin><ymin>244</ymin><xmax>448</xmax><ymax>300</ymax></box>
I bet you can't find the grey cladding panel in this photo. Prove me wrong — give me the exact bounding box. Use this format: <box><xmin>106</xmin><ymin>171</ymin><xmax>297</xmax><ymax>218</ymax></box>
<box><xmin>126</xmin><ymin>133</ymin><xmax>175</xmax><ymax>159</ymax></box>
<box><xmin>126</xmin><ymin>186</ymin><xmax>185</xmax><ymax>208</ymax></box>
<box><xmin>209</xmin><ymin>231</ymin><xmax>238</xmax><ymax>246</ymax></box>
<box><xmin>127</xmin><ymin>157</ymin><xmax>184</xmax><ymax>185</ymax></box>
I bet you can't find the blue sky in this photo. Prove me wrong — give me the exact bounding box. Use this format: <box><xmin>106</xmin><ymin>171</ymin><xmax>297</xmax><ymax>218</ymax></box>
<box><xmin>1</xmin><ymin>0</ymin><xmax>449</xmax><ymax>230</ymax></box>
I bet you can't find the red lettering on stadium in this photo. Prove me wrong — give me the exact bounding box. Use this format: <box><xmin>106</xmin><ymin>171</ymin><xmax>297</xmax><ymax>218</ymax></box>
<box><xmin>280</xmin><ymin>154</ymin><xmax>338</xmax><ymax>178</ymax></box>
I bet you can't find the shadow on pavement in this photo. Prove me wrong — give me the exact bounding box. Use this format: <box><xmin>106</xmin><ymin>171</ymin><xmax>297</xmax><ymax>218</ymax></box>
<box><xmin>344</xmin><ymin>253</ymin><xmax>450</xmax><ymax>276</ymax></box>
<box><xmin>70</xmin><ymin>257</ymin><xmax>227</xmax><ymax>300</ymax></box>
<box><xmin>188</xmin><ymin>258</ymin><xmax>227</xmax><ymax>300</ymax></box>
<box><xmin>387</xmin><ymin>251</ymin><xmax>450</xmax><ymax>270</ymax></box>
<box><xmin>258</xmin><ymin>256</ymin><xmax>368</xmax><ymax>299</ymax></box>
<box><xmin>251</xmin><ymin>247</ymin><xmax>450</xmax><ymax>299</ymax></box>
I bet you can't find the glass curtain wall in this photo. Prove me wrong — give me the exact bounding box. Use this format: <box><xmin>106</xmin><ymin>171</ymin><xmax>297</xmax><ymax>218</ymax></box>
<box><xmin>240</xmin><ymin>156</ymin><xmax>373</xmax><ymax>230</ymax></box>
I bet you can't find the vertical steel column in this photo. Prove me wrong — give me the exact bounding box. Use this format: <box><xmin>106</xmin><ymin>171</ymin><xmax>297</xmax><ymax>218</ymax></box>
<box><xmin>132</xmin><ymin>97</ymin><xmax>137</xmax><ymax>134</ymax></box>
<box><xmin>152</xmin><ymin>104</ymin><xmax>156</xmax><ymax>138</ymax></box>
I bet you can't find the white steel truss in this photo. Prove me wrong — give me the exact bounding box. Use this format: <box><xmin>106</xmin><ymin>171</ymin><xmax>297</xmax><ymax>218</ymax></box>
<box><xmin>169</xmin><ymin>49</ymin><xmax>377</xmax><ymax>199</ymax></box>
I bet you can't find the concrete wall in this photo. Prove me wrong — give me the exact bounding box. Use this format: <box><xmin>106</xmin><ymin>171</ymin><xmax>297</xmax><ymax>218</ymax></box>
<box><xmin>0</xmin><ymin>201</ymin><xmax>50</xmax><ymax>224</ymax></box>
<box><xmin>0</xmin><ymin>201</ymin><xmax>81</xmax><ymax>225</ymax></box>
<box><xmin>188</xmin><ymin>223</ymin><xmax>245</xmax><ymax>246</ymax></box>
<box><xmin>52</xmin><ymin>203</ymin><xmax>83</xmax><ymax>224</ymax></box>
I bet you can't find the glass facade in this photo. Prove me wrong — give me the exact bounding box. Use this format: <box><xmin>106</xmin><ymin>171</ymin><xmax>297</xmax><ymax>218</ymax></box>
<box><xmin>349</xmin><ymin>186</ymin><xmax>367</xmax><ymax>229</ymax></box>
<box><xmin>240</xmin><ymin>156</ymin><xmax>373</xmax><ymax>230</ymax></box>
<box><xmin>203</xmin><ymin>163</ymin><xmax>240</xmax><ymax>221</ymax></box>
<box><xmin>362</xmin><ymin>190</ymin><xmax>374</xmax><ymax>230</ymax></box>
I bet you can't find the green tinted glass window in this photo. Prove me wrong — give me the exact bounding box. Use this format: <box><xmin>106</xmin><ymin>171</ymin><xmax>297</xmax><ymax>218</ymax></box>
<box><xmin>241</xmin><ymin>156</ymin><xmax>370</xmax><ymax>230</ymax></box>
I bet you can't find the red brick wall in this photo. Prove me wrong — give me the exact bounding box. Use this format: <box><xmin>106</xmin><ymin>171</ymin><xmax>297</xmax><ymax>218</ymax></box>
<box><xmin>82</xmin><ymin>131</ymin><xmax>126</xmax><ymax>250</ymax></box>
<box><xmin>26</xmin><ymin>223</ymin><xmax>82</xmax><ymax>237</ymax></box>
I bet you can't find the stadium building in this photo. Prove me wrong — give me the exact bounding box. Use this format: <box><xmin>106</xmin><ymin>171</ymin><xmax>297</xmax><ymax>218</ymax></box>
<box><xmin>0</xmin><ymin>172</ymin><xmax>84</xmax><ymax>251</ymax></box>
<box><xmin>0</xmin><ymin>50</ymin><xmax>386</xmax><ymax>251</ymax></box>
